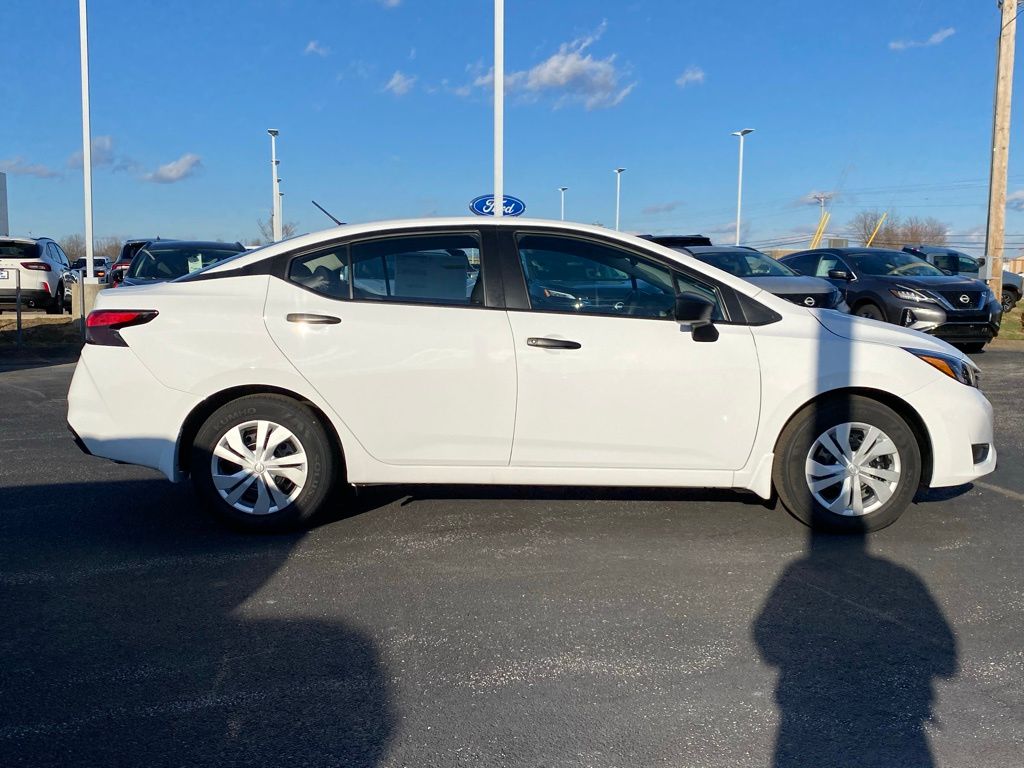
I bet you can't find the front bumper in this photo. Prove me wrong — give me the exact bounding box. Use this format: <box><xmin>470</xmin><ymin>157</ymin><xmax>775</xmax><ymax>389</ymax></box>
<box><xmin>907</xmin><ymin>377</ymin><xmax>997</xmax><ymax>487</ymax></box>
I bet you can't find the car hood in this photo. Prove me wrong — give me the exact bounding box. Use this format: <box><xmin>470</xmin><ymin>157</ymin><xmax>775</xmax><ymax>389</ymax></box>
<box><xmin>811</xmin><ymin>308</ymin><xmax>969</xmax><ymax>361</ymax></box>
<box><xmin>881</xmin><ymin>275</ymin><xmax>985</xmax><ymax>292</ymax></box>
<box><xmin>746</xmin><ymin>275</ymin><xmax>836</xmax><ymax>295</ymax></box>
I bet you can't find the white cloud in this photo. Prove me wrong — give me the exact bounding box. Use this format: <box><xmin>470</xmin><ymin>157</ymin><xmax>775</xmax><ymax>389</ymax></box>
<box><xmin>889</xmin><ymin>27</ymin><xmax>955</xmax><ymax>51</ymax></box>
<box><xmin>460</xmin><ymin>22</ymin><xmax>635</xmax><ymax>110</ymax></box>
<box><xmin>67</xmin><ymin>135</ymin><xmax>120</xmax><ymax>169</ymax></box>
<box><xmin>144</xmin><ymin>153</ymin><xmax>202</xmax><ymax>184</ymax></box>
<box><xmin>0</xmin><ymin>156</ymin><xmax>60</xmax><ymax>179</ymax></box>
<box><xmin>384</xmin><ymin>70</ymin><xmax>416</xmax><ymax>96</ymax></box>
<box><xmin>675</xmin><ymin>66</ymin><xmax>705</xmax><ymax>89</ymax></box>
<box><xmin>642</xmin><ymin>201</ymin><xmax>683</xmax><ymax>215</ymax></box>
<box><xmin>1007</xmin><ymin>190</ymin><xmax>1024</xmax><ymax>212</ymax></box>
<box><xmin>304</xmin><ymin>40</ymin><xmax>330</xmax><ymax>57</ymax></box>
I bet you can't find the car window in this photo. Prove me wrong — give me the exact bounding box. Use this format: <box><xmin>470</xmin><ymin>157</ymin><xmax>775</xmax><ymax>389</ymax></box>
<box><xmin>815</xmin><ymin>255</ymin><xmax>842</xmax><ymax>277</ymax></box>
<box><xmin>516</xmin><ymin>233</ymin><xmax>676</xmax><ymax>319</ymax></box>
<box><xmin>845</xmin><ymin>251</ymin><xmax>944</xmax><ymax>277</ymax></box>
<box><xmin>958</xmin><ymin>255</ymin><xmax>979</xmax><ymax>275</ymax></box>
<box><xmin>350</xmin><ymin>233</ymin><xmax>483</xmax><ymax>306</ymax></box>
<box><xmin>782</xmin><ymin>253</ymin><xmax>820</xmax><ymax>276</ymax></box>
<box><xmin>129</xmin><ymin>247</ymin><xmax>241</xmax><ymax>280</ymax></box>
<box><xmin>693</xmin><ymin>250</ymin><xmax>796</xmax><ymax>277</ymax></box>
<box><xmin>674</xmin><ymin>272</ymin><xmax>726</xmax><ymax>322</ymax></box>
<box><xmin>289</xmin><ymin>246</ymin><xmax>350</xmax><ymax>300</ymax></box>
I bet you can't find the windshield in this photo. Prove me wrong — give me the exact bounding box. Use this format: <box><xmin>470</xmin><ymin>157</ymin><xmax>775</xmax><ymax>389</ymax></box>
<box><xmin>691</xmin><ymin>249</ymin><xmax>797</xmax><ymax>278</ymax></box>
<box><xmin>128</xmin><ymin>247</ymin><xmax>242</xmax><ymax>281</ymax></box>
<box><xmin>845</xmin><ymin>251</ymin><xmax>945</xmax><ymax>277</ymax></box>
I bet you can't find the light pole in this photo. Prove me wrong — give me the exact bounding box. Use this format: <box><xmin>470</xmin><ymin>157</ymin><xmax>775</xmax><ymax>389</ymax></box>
<box><xmin>267</xmin><ymin>129</ymin><xmax>282</xmax><ymax>242</ymax></box>
<box><xmin>493</xmin><ymin>0</ymin><xmax>504</xmax><ymax>218</ymax></box>
<box><xmin>731</xmin><ymin>128</ymin><xmax>754</xmax><ymax>245</ymax></box>
<box><xmin>614</xmin><ymin>168</ymin><xmax>626</xmax><ymax>231</ymax></box>
<box><xmin>78</xmin><ymin>0</ymin><xmax>95</xmax><ymax>281</ymax></box>
<box><xmin>558</xmin><ymin>186</ymin><xmax>568</xmax><ymax>220</ymax></box>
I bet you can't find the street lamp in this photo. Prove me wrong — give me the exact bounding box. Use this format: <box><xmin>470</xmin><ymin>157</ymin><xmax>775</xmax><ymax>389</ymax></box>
<box><xmin>731</xmin><ymin>128</ymin><xmax>754</xmax><ymax>245</ymax></box>
<box><xmin>558</xmin><ymin>186</ymin><xmax>568</xmax><ymax>221</ymax></box>
<box><xmin>267</xmin><ymin>129</ymin><xmax>283</xmax><ymax>242</ymax></box>
<box><xmin>614</xmin><ymin>168</ymin><xmax>626</xmax><ymax>231</ymax></box>
<box><xmin>78</xmin><ymin>0</ymin><xmax>95</xmax><ymax>282</ymax></box>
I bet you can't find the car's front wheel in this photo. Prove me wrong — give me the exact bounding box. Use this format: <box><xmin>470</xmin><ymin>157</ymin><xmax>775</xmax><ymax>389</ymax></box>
<box><xmin>1002</xmin><ymin>289</ymin><xmax>1018</xmax><ymax>314</ymax></box>
<box><xmin>773</xmin><ymin>395</ymin><xmax>921</xmax><ymax>533</ymax></box>
<box><xmin>854</xmin><ymin>302</ymin><xmax>885</xmax><ymax>322</ymax></box>
<box><xmin>191</xmin><ymin>394</ymin><xmax>339</xmax><ymax>531</ymax></box>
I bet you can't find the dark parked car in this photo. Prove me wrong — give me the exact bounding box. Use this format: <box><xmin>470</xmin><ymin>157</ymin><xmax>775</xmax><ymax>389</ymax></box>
<box><xmin>119</xmin><ymin>240</ymin><xmax>245</xmax><ymax>287</ymax></box>
<box><xmin>650</xmin><ymin>240</ymin><xmax>848</xmax><ymax>312</ymax></box>
<box><xmin>902</xmin><ymin>245</ymin><xmax>1022</xmax><ymax>313</ymax></box>
<box><xmin>638</xmin><ymin>233</ymin><xmax>713</xmax><ymax>248</ymax></box>
<box><xmin>781</xmin><ymin>247</ymin><xmax>1002</xmax><ymax>352</ymax></box>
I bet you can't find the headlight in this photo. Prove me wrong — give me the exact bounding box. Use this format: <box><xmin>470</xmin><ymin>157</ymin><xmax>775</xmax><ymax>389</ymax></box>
<box><xmin>890</xmin><ymin>286</ymin><xmax>935</xmax><ymax>303</ymax></box>
<box><xmin>905</xmin><ymin>347</ymin><xmax>980</xmax><ymax>388</ymax></box>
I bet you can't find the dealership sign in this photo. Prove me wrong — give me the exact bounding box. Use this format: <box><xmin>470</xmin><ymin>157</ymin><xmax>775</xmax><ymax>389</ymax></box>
<box><xmin>469</xmin><ymin>195</ymin><xmax>526</xmax><ymax>217</ymax></box>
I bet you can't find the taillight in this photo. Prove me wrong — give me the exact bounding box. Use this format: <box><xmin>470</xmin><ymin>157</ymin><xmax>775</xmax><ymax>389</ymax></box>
<box><xmin>85</xmin><ymin>309</ymin><xmax>158</xmax><ymax>347</ymax></box>
<box><xmin>21</xmin><ymin>261</ymin><xmax>51</xmax><ymax>272</ymax></box>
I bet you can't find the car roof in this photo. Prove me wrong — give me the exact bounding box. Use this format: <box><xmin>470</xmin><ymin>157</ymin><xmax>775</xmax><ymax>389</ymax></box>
<box><xmin>139</xmin><ymin>240</ymin><xmax>245</xmax><ymax>250</ymax></box>
<box><xmin>0</xmin><ymin>236</ymin><xmax>47</xmax><ymax>244</ymax></box>
<box><xmin>201</xmin><ymin>217</ymin><xmax>772</xmax><ymax>299</ymax></box>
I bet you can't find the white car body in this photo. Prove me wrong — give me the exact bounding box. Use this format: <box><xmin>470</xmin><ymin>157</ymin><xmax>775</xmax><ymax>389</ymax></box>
<box><xmin>67</xmin><ymin>218</ymin><xmax>996</xmax><ymax>512</ymax></box>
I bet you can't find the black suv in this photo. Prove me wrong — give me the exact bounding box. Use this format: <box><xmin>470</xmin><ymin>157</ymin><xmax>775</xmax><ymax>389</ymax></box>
<box><xmin>780</xmin><ymin>247</ymin><xmax>1002</xmax><ymax>352</ymax></box>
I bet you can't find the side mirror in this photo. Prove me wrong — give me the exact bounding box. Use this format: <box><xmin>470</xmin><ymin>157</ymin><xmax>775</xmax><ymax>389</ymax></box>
<box><xmin>977</xmin><ymin>257</ymin><xmax>987</xmax><ymax>267</ymax></box>
<box><xmin>828</xmin><ymin>269</ymin><xmax>853</xmax><ymax>281</ymax></box>
<box><xmin>674</xmin><ymin>293</ymin><xmax>718</xmax><ymax>342</ymax></box>
<box><xmin>941</xmin><ymin>268</ymin><xmax>954</xmax><ymax>276</ymax></box>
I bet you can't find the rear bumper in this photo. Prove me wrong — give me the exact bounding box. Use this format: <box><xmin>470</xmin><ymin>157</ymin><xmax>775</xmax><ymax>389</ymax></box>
<box><xmin>67</xmin><ymin>345</ymin><xmax>198</xmax><ymax>480</ymax></box>
<box><xmin>0</xmin><ymin>287</ymin><xmax>50</xmax><ymax>307</ymax></box>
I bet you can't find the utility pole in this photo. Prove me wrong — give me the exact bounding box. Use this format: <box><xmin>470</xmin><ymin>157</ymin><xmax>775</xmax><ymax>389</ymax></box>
<box><xmin>984</xmin><ymin>0</ymin><xmax>1018</xmax><ymax>295</ymax></box>
<box><xmin>78</xmin><ymin>0</ymin><xmax>95</xmax><ymax>281</ymax></box>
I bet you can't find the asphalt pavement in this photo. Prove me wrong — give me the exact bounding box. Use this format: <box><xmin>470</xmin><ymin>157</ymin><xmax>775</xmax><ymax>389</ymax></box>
<box><xmin>1</xmin><ymin>347</ymin><xmax>1022</xmax><ymax>767</ymax></box>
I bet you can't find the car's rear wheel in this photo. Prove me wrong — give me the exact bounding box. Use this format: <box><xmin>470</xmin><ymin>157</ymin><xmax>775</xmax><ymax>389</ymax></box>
<box><xmin>773</xmin><ymin>396</ymin><xmax>921</xmax><ymax>533</ymax></box>
<box><xmin>192</xmin><ymin>395</ymin><xmax>338</xmax><ymax>531</ymax></box>
<box><xmin>46</xmin><ymin>283</ymin><xmax>63</xmax><ymax>315</ymax></box>
<box><xmin>854</xmin><ymin>302</ymin><xmax>885</xmax><ymax>321</ymax></box>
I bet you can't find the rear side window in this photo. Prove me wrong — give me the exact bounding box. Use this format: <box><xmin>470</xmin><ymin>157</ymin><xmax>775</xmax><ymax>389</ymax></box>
<box><xmin>289</xmin><ymin>245</ymin><xmax>350</xmax><ymax>299</ymax></box>
<box><xmin>350</xmin><ymin>233</ymin><xmax>483</xmax><ymax>306</ymax></box>
<box><xmin>782</xmin><ymin>253</ymin><xmax>820</xmax><ymax>276</ymax></box>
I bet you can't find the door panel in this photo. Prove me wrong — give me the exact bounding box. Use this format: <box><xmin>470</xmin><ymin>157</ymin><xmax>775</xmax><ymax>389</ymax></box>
<box><xmin>264</xmin><ymin>277</ymin><xmax>517</xmax><ymax>466</ymax></box>
<box><xmin>507</xmin><ymin>311</ymin><xmax>761</xmax><ymax>470</ymax></box>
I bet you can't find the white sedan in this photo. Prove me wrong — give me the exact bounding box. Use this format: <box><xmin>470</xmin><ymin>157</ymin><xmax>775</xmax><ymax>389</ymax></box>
<box><xmin>67</xmin><ymin>218</ymin><xmax>996</xmax><ymax>533</ymax></box>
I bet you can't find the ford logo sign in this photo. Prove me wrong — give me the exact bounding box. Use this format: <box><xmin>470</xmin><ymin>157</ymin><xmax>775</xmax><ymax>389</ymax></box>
<box><xmin>469</xmin><ymin>195</ymin><xmax>526</xmax><ymax>217</ymax></box>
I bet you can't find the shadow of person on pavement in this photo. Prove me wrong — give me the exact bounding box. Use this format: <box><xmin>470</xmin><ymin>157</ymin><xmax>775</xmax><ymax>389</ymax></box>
<box><xmin>753</xmin><ymin>527</ymin><xmax>958</xmax><ymax>767</ymax></box>
<box><xmin>0</xmin><ymin>479</ymin><xmax>394</xmax><ymax>768</ymax></box>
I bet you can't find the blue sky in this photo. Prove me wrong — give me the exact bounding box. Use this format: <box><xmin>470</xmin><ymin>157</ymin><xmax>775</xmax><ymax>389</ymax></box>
<box><xmin>2</xmin><ymin>0</ymin><xmax>1023</xmax><ymax>252</ymax></box>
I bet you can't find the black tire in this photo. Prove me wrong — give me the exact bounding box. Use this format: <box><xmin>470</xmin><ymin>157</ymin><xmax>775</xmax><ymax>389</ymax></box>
<box><xmin>957</xmin><ymin>342</ymin><xmax>986</xmax><ymax>354</ymax></box>
<box><xmin>854</xmin><ymin>302</ymin><xmax>885</xmax><ymax>322</ymax></box>
<box><xmin>191</xmin><ymin>394</ymin><xmax>339</xmax><ymax>532</ymax></box>
<box><xmin>46</xmin><ymin>283</ymin><xmax>63</xmax><ymax>315</ymax></box>
<box><xmin>773</xmin><ymin>395</ymin><xmax>922</xmax><ymax>533</ymax></box>
<box><xmin>1002</xmin><ymin>290</ymin><xmax>1017</xmax><ymax>314</ymax></box>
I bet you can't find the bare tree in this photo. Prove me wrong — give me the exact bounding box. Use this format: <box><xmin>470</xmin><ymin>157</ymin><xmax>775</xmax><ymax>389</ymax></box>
<box><xmin>255</xmin><ymin>216</ymin><xmax>298</xmax><ymax>245</ymax></box>
<box><xmin>846</xmin><ymin>210</ymin><xmax>948</xmax><ymax>249</ymax></box>
<box><xmin>93</xmin><ymin>236</ymin><xmax>123</xmax><ymax>261</ymax></box>
<box><xmin>59</xmin><ymin>234</ymin><xmax>86</xmax><ymax>262</ymax></box>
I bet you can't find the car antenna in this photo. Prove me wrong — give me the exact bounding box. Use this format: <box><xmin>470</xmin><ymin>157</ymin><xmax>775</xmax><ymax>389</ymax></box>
<box><xmin>311</xmin><ymin>200</ymin><xmax>345</xmax><ymax>226</ymax></box>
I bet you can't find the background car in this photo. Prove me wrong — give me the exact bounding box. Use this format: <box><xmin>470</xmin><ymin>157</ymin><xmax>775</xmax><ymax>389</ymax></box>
<box><xmin>902</xmin><ymin>244</ymin><xmax>1022</xmax><ymax>313</ymax></box>
<box><xmin>118</xmin><ymin>240</ymin><xmax>245</xmax><ymax>286</ymax></box>
<box><xmin>110</xmin><ymin>237</ymin><xmax>166</xmax><ymax>286</ymax></box>
<box><xmin>0</xmin><ymin>236</ymin><xmax>72</xmax><ymax>314</ymax></box>
<box><xmin>649</xmin><ymin>240</ymin><xmax>848</xmax><ymax>312</ymax></box>
<box><xmin>70</xmin><ymin>257</ymin><xmax>112</xmax><ymax>284</ymax></box>
<box><xmin>68</xmin><ymin>218</ymin><xmax>996</xmax><ymax>537</ymax></box>
<box><xmin>781</xmin><ymin>247</ymin><xmax>1002</xmax><ymax>352</ymax></box>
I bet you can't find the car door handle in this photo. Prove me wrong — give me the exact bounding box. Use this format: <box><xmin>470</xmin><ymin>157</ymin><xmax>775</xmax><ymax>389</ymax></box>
<box><xmin>527</xmin><ymin>337</ymin><xmax>582</xmax><ymax>350</ymax></box>
<box><xmin>286</xmin><ymin>313</ymin><xmax>341</xmax><ymax>325</ymax></box>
